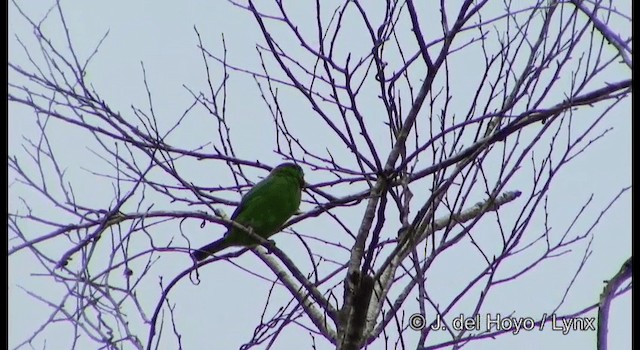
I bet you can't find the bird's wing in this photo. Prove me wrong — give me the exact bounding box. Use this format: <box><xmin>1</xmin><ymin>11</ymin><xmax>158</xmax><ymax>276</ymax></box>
<box><xmin>229</xmin><ymin>175</ymin><xmax>271</xmax><ymax>221</ymax></box>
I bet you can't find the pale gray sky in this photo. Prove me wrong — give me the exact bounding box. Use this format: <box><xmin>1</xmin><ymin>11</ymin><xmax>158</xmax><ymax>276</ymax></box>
<box><xmin>9</xmin><ymin>1</ymin><xmax>631</xmax><ymax>349</ymax></box>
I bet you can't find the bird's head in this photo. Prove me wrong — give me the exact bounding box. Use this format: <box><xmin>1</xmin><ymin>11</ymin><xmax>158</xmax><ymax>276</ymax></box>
<box><xmin>271</xmin><ymin>162</ymin><xmax>305</xmax><ymax>188</ymax></box>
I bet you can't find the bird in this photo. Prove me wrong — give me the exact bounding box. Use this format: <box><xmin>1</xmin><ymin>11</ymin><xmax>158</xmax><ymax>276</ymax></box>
<box><xmin>191</xmin><ymin>162</ymin><xmax>304</xmax><ymax>261</ymax></box>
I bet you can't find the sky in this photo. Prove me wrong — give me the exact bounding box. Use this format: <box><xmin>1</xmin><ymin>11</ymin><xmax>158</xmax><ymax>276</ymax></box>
<box><xmin>8</xmin><ymin>1</ymin><xmax>631</xmax><ymax>349</ymax></box>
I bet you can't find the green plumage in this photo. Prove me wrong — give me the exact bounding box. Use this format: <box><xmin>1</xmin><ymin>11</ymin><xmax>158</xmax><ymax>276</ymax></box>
<box><xmin>191</xmin><ymin>163</ymin><xmax>304</xmax><ymax>261</ymax></box>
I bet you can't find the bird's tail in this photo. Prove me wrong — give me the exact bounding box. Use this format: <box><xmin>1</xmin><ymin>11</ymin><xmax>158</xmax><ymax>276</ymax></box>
<box><xmin>191</xmin><ymin>237</ymin><xmax>232</xmax><ymax>261</ymax></box>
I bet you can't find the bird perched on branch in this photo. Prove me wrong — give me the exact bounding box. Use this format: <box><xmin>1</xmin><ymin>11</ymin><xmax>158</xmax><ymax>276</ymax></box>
<box><xmin>191</xmin><ymin>162</ymin><xmax>304</xmax><ymax>261</ymax></box>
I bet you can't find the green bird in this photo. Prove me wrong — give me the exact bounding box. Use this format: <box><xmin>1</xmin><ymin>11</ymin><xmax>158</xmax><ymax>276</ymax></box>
<box><xmin>191</xmin><ymin>162</ymin><xmax>304</xmax><ymax>261</ymax></box>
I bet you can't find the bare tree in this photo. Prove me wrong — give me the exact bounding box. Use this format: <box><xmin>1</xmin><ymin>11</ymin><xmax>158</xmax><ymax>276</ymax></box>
<box><xmin>9</xmin><ymin>1</ymin><xmax>631</xmax><ymax>349</ymax></box>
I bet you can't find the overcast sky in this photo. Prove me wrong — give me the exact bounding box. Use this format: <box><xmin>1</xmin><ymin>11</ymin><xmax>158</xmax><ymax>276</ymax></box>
<box><xmin>9</xmin><ymin>1</ymin><xmax>631</xmax><ymax>349</ymax></box>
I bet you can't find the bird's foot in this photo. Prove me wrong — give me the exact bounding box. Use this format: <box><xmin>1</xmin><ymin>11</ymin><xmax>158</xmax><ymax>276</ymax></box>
<box><xmin>264</xmin><ymin>239</ymin><xmax>277</xmax><ymax>253</ymax></box>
